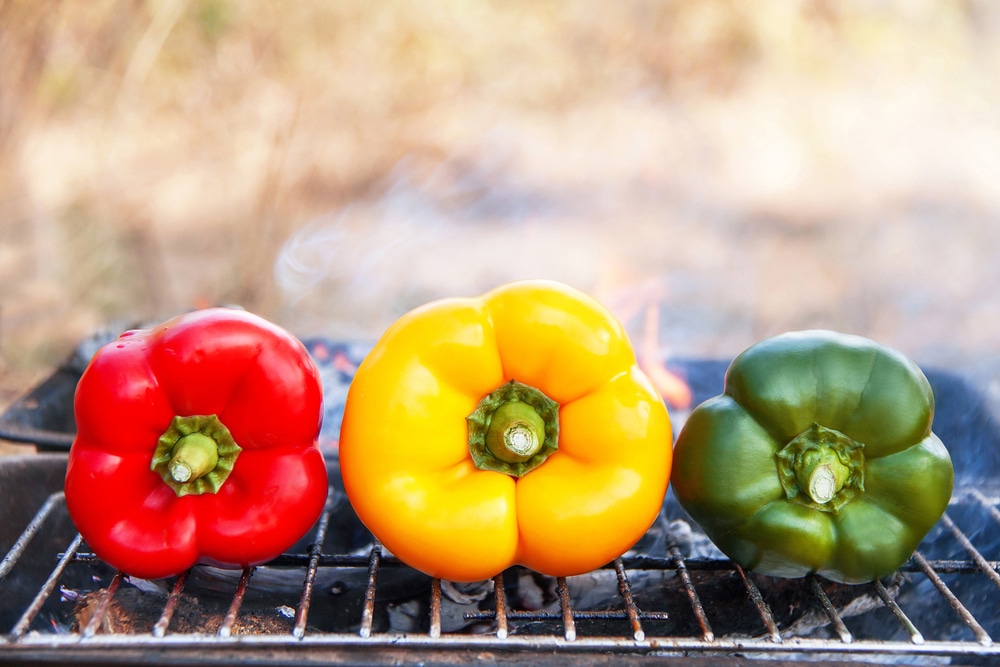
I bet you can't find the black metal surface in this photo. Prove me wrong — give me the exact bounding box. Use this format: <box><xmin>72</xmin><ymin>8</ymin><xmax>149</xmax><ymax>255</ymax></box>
<box><xmin>0</xmin><ymin>367</ymin><xmax>78</xmax><ymax>450</ymax></box>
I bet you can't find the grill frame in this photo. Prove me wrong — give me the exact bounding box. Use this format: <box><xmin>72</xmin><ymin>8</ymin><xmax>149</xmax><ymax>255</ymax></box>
<box><xmin>1</xmin><ymin>454</ymin><xmax>998</xmax><ymax>665</ymax></box>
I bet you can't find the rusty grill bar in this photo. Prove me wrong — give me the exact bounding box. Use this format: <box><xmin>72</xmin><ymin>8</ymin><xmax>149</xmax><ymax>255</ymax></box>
<box><xmin>1</xmin><ymin>479</ymin><xmax>999</xmax><ymax>664</ymax></box>
<box><xmin>152</xmin><ymin>570</ymin><xmax>189</xmax><ymax>638</ymax></box>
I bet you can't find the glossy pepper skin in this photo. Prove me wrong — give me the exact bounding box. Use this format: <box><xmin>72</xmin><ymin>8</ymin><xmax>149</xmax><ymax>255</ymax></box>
<box><xmin>339</xmin><ymin>280</ymin><xmax>673</xmax><ymax>582</ymax></box>
<box><xmin>671</xmin><ymin>330</ymin><xmax>954</xmax><ymax>585</ymax></box>
<box><xmin>64</xmin><ymin>308</ymin><xmax>328</xmax><ymax>580</ymax></box>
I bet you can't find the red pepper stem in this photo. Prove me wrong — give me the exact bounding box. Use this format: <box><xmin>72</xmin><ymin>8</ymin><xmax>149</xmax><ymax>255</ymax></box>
<box><xmin>168</xmin><ymin>432</ymin><xmax>220</xmax><ymax>483</ymax></box>
<box><xmin>151</xmin><ymin>414</ymin><xmax>242</xmax><ymax>497</ymax></box>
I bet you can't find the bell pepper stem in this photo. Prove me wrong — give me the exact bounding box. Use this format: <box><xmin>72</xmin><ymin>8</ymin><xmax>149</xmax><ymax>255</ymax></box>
<box><xmin>168</xmin><ymin>432</ymin><xmax>221</xmax><ymax>483</ymax></box>
<box><xmin>467</xmin><ymin>380</ymin><xmax>559</xmax><ymax>477</ymax></box>
<box><xmin>151</xmin><ymin>414</ymin><xmax>242</xmax><ymax>497</ymax></box>
<box><xmin>797</xmin><ymin>451</ymin><xmax>851</xmax><ymax>505</ymax></box>
<box><xmin>775</xmin><ymin>422</ymin><xmax>865</xmax><ymax>513</ymax></box>
<box><xmin>485</xmin><ymin>401</ymin><xmax>546</xmax><ymax>463</ymax></box>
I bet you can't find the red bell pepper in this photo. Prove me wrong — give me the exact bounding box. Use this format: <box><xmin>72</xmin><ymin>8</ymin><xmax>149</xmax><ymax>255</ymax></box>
<box><xmin>64</xmin><ymin>308</ymin><xmax>328</xmax><ymax>580</ymax></box>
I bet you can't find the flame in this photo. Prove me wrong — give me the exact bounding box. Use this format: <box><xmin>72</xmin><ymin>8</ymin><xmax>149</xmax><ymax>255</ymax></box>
<box><xmin>192</xmin><ymin>295</ymin><xmax>213</xmax><ymax>311</ymax></box>
<box><xmin>333</xmin><ymin>350</ymin><xmax>358</xmax><ymax>375</ymax></box>
<box><xmin>310</xmin><ymin>340</ymin><xmax>331</xmax><ymax>362</ymax></box>
<box><xmin>637</xmin><ymin>302</ymin><xmax>693</xmax><ymax>411</ymax></box>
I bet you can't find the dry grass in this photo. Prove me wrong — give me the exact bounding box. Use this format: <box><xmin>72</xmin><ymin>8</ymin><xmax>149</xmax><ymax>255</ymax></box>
<box><xmin>3</xmin><ymin>0</ymin><xmax>1000</xmax><ymax>408</ymax></box>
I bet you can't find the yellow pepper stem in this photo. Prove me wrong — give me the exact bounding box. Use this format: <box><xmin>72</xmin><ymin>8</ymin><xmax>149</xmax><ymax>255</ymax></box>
<box><xmin>485</xmin><ymin>401</ymin><xmax>546</xmax><ymax>463</ymax></box>
<box><xmin>467</xmin><ymin>380</ymin><xmax>559</xmax><ymax>477</ymax></box>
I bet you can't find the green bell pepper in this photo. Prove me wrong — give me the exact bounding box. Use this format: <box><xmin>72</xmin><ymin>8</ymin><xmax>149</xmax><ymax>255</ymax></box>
<box><xmin>671</xmin><ymin>330</ymin><xmax>954</xmax><ymax>584</ymax></box>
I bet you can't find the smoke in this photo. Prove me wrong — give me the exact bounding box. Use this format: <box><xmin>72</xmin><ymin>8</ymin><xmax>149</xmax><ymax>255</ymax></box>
<box><xmin>272</xmin><ymin>140</ymin><xmax>610</xmax><ymax>341</ymax></box>
<box><xmin>271</xmin><ymin>106</ymin><xmax>1000</xmax><ymax>371</ymax></box>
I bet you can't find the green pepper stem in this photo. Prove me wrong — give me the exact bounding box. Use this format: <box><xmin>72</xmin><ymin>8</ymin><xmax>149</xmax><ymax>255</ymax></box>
<box><xmin>798</xmin><ymin>452</ymin><xmax>851</xmax><ymax>505</ymax></box>
<box><xmin>168</xmin><ymin>432</ymin><xmax>220</xmax><ymax>483</ymax></box>
<box><xmin>775</xmin><ymin>422</ymin><xmax>865</xmax><ymax>514</ymax></box>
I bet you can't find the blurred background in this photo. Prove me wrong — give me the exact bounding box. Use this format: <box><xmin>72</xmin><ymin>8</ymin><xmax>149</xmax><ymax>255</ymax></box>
<box><xmin>3</xmin><ymin>0</ymin><xmax>1000</xmax><ymax>412</ymax></box>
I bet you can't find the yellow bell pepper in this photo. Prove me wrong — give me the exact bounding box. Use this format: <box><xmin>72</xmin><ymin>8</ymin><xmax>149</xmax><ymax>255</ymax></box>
<box><xmin>339</xmin><ymin>280</ymin><xmax>673</xmax><ymax>582</ymax></box>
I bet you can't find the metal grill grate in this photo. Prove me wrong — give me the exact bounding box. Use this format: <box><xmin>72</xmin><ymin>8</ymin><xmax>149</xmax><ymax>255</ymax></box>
<box><xmin>1</xmin><ymin>455</ymin><xmax>998</xmax><ymax>665</ymax></box>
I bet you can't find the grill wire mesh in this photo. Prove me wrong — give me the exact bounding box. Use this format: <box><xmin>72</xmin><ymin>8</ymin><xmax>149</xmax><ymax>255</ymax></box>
<box><xmin>1</xmin><ymin>466</ymin><xmax>998</xmax><ymax>665</ymax></box>
<box><xmin>2</xmin><ymin>341</ymin><xmax>999</xmax><ymax>664</ymax></box>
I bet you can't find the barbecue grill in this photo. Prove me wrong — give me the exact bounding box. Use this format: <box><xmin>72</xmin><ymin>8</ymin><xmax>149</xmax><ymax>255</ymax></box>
<box><xmin>1</xmin><ymin>341</ymin><xmax>999</xmax><ymax>666</ymax></box>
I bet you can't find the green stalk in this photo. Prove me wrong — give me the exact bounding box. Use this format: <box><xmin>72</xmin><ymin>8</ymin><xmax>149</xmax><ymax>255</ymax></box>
<box><xmin>168</xmin><ymin>432</ymin><xmax>220</xmax><ymax>483</ymax></box>
<box><xmin>796</xmin><ymin>448</ymin><xmax>852</xmax><ymax>505</ymax></box>
<box><xmin>151</xmin><ymin>414</ymin><xmax>242</xmax><ymax>497</ymax></box>
<box><xmin>485</xmin><ymin>400</ymin><xmax>547</xmax><ymax>463</ymax></box>
<box><xmin>775</xmin><ymin>422</ymin><xmax>865</xmax><ymax>513</ymax></box>
<box><xmin>467</xmin><ymin>380</ymin><xmax>559</xmax><ymax>477</ymax></box>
